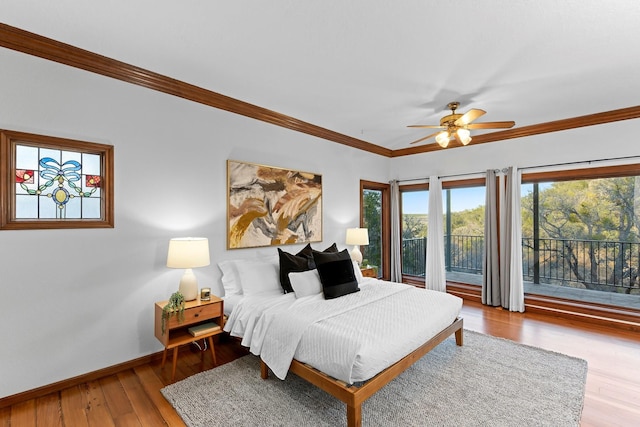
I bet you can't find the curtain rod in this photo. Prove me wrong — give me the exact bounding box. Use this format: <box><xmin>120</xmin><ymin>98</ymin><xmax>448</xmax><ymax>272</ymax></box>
<box><xmin>519</xmin><ymin>154</ymin><xmax>640</xmax><ymax>171</ymax></box>
<box><xmin>395</xmin><ymin>169</ymin><xmax>503</xmax><ymax>183</ymax></box>
<box><xmin>394</xmin><ymin>154</ymin><xmax>640</xmax><ymax>184</ymax></box>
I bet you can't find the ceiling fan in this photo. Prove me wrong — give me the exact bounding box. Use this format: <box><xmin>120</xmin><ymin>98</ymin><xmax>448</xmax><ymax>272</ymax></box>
<box><xmin>408</xmin><ymin>101</ymin><xmax>515</xmax><ymax>148</ymax></box>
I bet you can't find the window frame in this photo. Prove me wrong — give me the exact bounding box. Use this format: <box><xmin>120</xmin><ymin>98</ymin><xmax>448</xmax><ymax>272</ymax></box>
<box><xmin>0</xmin><ymin>129</ymin><xmax>114</xmax><ymax>230</ymax></box>
<box><xmin>522</xmin><ymin>163</ymin><xmax>640</xmax><ymax>183</ymax></box>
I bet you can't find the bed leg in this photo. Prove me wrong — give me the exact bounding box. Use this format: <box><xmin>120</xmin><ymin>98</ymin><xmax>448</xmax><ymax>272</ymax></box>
<box><xmin>260</xmin><ymin>359</ymin><xmax>269</xmax><ymax>379</ymax></box>
<box><xmin>455</xmin><ymin>326</ymin><xmax>464</xmax><ymax>346</ymax></box>
<box><xmin>346</xmin><ymin>404</ymin><xmax>362</xmax><ymax>427</ymax></box>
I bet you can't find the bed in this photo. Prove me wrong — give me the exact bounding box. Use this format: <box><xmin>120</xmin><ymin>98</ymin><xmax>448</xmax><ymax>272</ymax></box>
<box><xmin>220</xmin><ymin>249</ymin><xmax>463</xmax><ymax>427</ymax></box>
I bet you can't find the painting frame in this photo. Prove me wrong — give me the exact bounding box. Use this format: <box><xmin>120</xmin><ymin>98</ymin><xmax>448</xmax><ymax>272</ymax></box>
<box><xmin>227</xmin><ymin>159</ymin><xmax>322</xmax><ymax>249</ymax></box>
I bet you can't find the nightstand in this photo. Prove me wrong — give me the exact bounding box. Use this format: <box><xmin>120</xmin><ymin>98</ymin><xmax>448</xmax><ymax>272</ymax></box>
<box><xmin>361</xmin><ymin>266</ymin><xmax>377</xmax><ymax>278</ymax></box>
<box><xmin>154</xmin><ymin>296</ymin><xmax>224</xmax><ymax>380</ymax></box>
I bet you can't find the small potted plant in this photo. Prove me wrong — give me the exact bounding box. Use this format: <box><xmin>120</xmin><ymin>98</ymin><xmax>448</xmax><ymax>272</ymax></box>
<box><xmin>161</xmin><ymin>291</ymin><xmax>185</xmax><ymax>334</ymax></box>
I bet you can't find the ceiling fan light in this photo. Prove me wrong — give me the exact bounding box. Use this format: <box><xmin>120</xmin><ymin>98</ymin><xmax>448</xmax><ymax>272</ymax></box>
<box><xmin>457</xmin><ymin>128</ymin><xmax>472</xmax><ymax>145</ymax></box>
<box><xmin>435</xmin><ymin>131</ymin><xmax>449</xmax><ymax>148</ymax></box>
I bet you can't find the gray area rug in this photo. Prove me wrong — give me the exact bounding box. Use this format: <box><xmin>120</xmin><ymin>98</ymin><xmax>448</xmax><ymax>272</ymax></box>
<box><xmin>161</xmin><ymin>330</ymin><xmax>587</xmax><ymax>426</ymax></box>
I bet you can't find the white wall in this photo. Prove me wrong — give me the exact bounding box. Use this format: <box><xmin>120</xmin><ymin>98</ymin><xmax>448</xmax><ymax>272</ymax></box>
<box><xmin>0</xmin><ymin>48</ymin><xmax>390</xmax><ymax>398</ymax></box>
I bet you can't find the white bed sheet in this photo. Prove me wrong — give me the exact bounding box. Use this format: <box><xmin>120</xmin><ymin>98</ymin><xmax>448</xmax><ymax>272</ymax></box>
<box><xmin>221</xmin><ymin>293</ymin><xmax>243</xmax><ymax>316</ymax></box>
<box><xmin>224</xmin><ymin>279</ymin><xmax>462</xmax><ymax>384</ymax></box>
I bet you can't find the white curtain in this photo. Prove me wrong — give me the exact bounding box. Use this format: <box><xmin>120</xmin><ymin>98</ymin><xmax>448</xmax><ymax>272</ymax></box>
<box><xmin>482</xmin><ymin>169</ymin><xmax>500</xmax><ymax>306</ymax></box>
<box><xmin>499</xmin><ymin>167</ymin><xmax>525</xmax><ymax>312</ymax></box>
<box><xmin>389</xmin><ymin>180</ymin><xmax>402</xmax><ymax>283</ymax></box>
<box><xmin>426</xmin><ymin>176</ymin><xmax>446</xmax><ymax>292</ymax></box>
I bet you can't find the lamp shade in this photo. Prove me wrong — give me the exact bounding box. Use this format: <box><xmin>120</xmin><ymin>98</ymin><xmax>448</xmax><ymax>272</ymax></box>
<box><xmin>166</xmin><ymin>237</ymin><xmax>210</xmax><ymax>269</ymax></box>
<box><xmin>435</xmin><ymin>131</ymin><xmax>450</xmax><ymax>148</ymax></box>
<box><xmin>345</xmin><ymin>228</ymin><xmax>369</xmax><ymax>245</ymax></box>
<box><xmin>457</xmin><ymin>128</ymin><xmax>472</xmax><ymax>145</ymax></box>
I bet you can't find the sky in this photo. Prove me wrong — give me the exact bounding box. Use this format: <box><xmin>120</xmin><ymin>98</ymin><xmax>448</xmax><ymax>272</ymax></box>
<box><xmin>402</xmin><ymin>184</ymin><xmax>547</xmax><ymax>214</ymax></box>
<box><xmin>402</xmin><ymin>187</ymin><xmax>486</xmax><ymax>214</ymax></box>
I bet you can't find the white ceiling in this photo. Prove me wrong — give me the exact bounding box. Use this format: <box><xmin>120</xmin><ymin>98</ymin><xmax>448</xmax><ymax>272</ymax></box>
<box><xmin>2</xmin><ymin>0</ymin><xmax>640</xmax><ymax>151</ymax></box>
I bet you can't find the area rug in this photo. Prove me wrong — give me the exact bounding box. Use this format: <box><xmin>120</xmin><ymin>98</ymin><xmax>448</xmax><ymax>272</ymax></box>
<box><xmin>161</xmin><ymin>330</ymin><xmax>587</xmax><ymax>426</ymax></box>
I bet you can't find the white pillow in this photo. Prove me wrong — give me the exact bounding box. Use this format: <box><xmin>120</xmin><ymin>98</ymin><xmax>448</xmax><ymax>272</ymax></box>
<box><xmin>289</xmin><ymin>269</ymin><xmax>323</xmax><ymax>298</ymax></box>
<box><xmin>218</xmin><ymin>259</ymin><xmax>242</xmax><ymax>296</ymax></box>
<box><xmin>237</xmin><ymin>257</ymin><xmax>282</xmax><ymax>296</ymax></box>
<box><xmin>352</xmin><ymin>260</ymin><xmax>364</xmax><ymax>284</ymax></box>
<box><xmin>218</xmin><ymin>255</ymin><xmax>280</xmax><ymax>296</ymax></box>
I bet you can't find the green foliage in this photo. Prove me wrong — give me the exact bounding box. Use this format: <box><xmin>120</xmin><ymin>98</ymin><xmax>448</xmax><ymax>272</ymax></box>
<box><xmin>522</xmin><ymin>178</ymin><xmax>640</xmax><ymax>243</ymax></box>
<box><xmin>363</xmin><ymin>189</ymin><xmax>382</xmax><ymax>269</ymax></box>
<box><xmin>402</xmin><ymin>208</ymin><xmax>486</xmax><ymax>239</ymax></box>
<box><xmin>161</xmin><ymin>291</ymin><xmax>185</xmax><ymax>335</ymax></box>
<box><xmin>522</xmin><ymin>177</ymin><xmax>640</xmax><ymax>293</ymax></box>
<box><xmin>403</xmin><ymin>214</ymin><xmax>427</xmax><ymax>239</ymax></box>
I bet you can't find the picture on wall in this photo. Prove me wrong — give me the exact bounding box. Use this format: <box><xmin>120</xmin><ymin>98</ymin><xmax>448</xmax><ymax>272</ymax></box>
<box><xmin>227</xmin><ymin>160</ymin><xmax>322</xmax><ymax>249</ymax></box>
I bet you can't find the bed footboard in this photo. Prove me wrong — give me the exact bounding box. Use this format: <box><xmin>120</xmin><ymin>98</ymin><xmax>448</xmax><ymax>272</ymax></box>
<box><xmin>260</xmin><ymin>317</ymin><xmax>463</xmax><ymax>427</ymax></box>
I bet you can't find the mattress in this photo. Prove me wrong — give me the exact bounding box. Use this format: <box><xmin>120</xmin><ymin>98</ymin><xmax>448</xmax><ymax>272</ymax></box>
<box><xmin>224</xmin><ymin>279</ymin><xmax>462</xmax><ymax>384</ymax></box>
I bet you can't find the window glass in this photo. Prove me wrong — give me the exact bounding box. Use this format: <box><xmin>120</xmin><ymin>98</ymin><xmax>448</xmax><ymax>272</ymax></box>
<box><xmin>522</xmin><ymin>176</ymin><xmax>640</xmax><ymax>304</ymax></box>
<box><xmin>362</xmin><ymin>188</ymin><xmax>383</xmax><ymax>276</ymax></box>
<box><xmin>14</xmin><ymin>145</ymin><xmax>102</xmax><ymax>220</ymax></box>
<box><xmin>401</xmin><ymin>190</ymin><xmax>428</xmax><ymax>276</ymax></box>
<box><xmin>400</xmin><ymin>180</ymin><xmax>485</xmax><ymax>284</ymax></box>
<box><xmin>399</xmin><ymin>182</ymin><xmax>485</xmax><ymax>284</ymax></box>
<box><xmin>444</xmin><ymin>187</ymin><xmax>486</xmax><ymax>282</ymax></box>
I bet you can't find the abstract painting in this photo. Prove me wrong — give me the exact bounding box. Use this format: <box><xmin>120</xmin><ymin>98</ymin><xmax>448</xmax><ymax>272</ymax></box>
<box><xmin>227</xmin><ymin>160</ymin><xmax>322</xmax><ymax>249</ymax></box>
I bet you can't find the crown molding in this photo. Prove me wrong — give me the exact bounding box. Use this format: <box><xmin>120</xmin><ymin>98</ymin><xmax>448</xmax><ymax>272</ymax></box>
<box><xmin>0</xmin><ymin>23</ymin><xmax>391</xmax><ymax>157</ymax></box>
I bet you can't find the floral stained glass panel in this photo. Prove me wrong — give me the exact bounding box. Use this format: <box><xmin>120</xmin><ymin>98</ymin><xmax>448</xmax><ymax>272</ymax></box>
<box><xmin>14</xmin><ymin>145</ymin><xmax>102</xmax><ymax>219</ymax></box>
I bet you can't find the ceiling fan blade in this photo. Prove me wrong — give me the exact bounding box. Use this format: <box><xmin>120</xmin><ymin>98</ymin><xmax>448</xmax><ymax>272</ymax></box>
<box><xmin>466</xmin><ymin>121</ymin><xmax>515</xmax><ymax>129</ymax></box>
<box><xmin>453</xmin><ymin>131</ymin><xmax>463</xmax><ymax>145</ymax></box>
<box><xmin>455</xmin><ymin>108</ymin><xmax>486</xmax><ymax>126</ymax></box>
<box><xmin>407</xmin><ymin>124</ymin><xmax>445</xmax><ymax>129</ymax></box>
<box><xmin>409</xmin><ymin>131</ymin><xmax>441</xmax><ymax>145</ymax></box>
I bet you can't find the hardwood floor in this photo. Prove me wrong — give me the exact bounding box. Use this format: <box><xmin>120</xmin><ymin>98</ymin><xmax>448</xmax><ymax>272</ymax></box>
<box><xmin>2</xmin><ymin>300</ymin><xmax>639</xmax><ymax>426</ymax></box>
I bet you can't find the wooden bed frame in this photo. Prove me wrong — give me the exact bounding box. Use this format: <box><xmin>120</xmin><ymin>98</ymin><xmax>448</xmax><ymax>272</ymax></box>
<box><xmin>260</xmin><ymin>317</ymin><xmax>464</xmax><ymax>427</ymax></box>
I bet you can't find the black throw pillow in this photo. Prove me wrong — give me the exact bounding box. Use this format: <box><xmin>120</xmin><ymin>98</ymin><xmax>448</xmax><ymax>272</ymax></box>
<box><xmin>312</xmin><ymin>249</ymin><xmax>360</xmax><ymax>299</ymax></box>
<box><xmin>298</xmin><ymin>242</ymin><xmax>339</xmax><ymax>269</ymax></box>
<box><xmin>278</xmin><ymin>248</ymin><xmax>311</xmax><ymax>293</ymax></box>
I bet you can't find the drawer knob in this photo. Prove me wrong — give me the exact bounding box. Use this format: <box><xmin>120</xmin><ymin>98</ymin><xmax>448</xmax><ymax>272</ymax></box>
<box><xmin>194</xmin><ymin>313</ymin><xmax>199</xmax><ymax>317</ymax></box>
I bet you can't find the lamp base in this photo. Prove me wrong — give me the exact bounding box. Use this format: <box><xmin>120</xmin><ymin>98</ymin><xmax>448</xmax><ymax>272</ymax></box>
<box><xmin>178</xmin><ymin>268</ymin><xmax>199</xmax><ymax>301</ymax></box>
<box><xmin>350</xmin><ymin>246</ymin><xmax>363</xmax><ymax>266</ymax></box>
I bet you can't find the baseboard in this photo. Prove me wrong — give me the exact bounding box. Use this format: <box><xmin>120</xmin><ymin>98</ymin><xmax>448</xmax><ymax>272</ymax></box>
<box><xmin>0</xmin><ymin>351</ymin><xmax>163</xmax><ymax>409</ymax></box>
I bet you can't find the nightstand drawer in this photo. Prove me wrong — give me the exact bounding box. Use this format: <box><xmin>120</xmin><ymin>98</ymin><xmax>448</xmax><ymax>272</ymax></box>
<box><xmin>167</xmin><ymin>301</ymin><xmax>222</xmax><ymax>328</ymax></box>
<box><xmin>361</xmin><ymin>267</ymin><xmax>377</xmax><ymax>278</ymax></box>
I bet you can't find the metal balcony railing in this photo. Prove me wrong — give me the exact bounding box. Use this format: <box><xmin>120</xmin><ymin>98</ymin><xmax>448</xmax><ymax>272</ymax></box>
<box><xmin>402</xmin><ymin>236</ymin><xmax>640</xmax><ymax>293</ymax></box>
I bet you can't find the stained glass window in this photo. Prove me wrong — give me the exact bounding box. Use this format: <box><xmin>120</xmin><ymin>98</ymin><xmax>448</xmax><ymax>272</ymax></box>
<box><xmin>1</xmin><ymin>130</ymin><xmax>114</xmax><ymax>230</ymax></box>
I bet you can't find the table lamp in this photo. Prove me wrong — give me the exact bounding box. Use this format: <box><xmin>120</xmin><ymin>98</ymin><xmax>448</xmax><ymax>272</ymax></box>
<box><xmin>166</xmin><ymin>237</ymin><xmax>210</xmax><ymax>301</ymax></box>
<box><xmin>345</xmin><ymin>228</ymin><xmax>369</xmax><ymax>266</ymax></box>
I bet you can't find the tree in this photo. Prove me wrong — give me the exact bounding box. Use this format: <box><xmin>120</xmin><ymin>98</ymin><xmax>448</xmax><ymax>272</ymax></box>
<box><xmin>362</xmin><ymin>190</ymin><xmax>382</xmax><ymax>268</ymax></box>
<box><xmin>402</xmin><ymin>214</ymin><xmax>427</xmax><ymax>239</ymax></box>
<box><xmin>523</xmin><ymin>178</ymin><xmax>640</xmax><ymax>293</ymax></box>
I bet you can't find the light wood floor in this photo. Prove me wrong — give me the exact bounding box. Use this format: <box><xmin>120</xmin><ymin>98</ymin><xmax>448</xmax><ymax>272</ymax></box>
<box><xmin>2</xmin><ymin>300</ymin><xmax>639</xmax><ymax>426</ymax></box>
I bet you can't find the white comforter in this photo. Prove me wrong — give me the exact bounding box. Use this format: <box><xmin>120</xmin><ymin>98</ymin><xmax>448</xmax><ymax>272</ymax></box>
<box><xmin>224</xmin><ymin>279</ymin><xmax>462</xmax><ymax>384</ymax></box>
